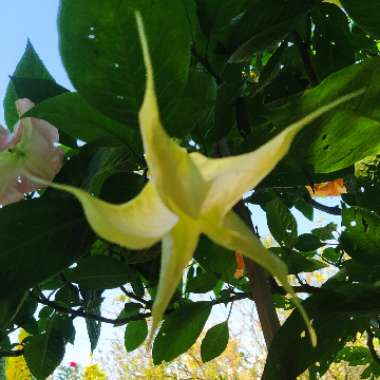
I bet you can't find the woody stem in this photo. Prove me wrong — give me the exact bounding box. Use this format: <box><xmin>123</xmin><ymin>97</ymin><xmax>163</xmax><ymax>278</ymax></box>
<box><xmin>234</xmin><ymin>201</ymin><xmax>281</xmax><ymax>348</ymax></box>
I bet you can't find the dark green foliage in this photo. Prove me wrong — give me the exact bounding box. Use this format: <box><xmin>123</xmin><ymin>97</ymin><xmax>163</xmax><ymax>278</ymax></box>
<box><xmin>263</xmin><ymin>196</ymin><xmax>298</xmax><ymax>247</ymax></box>
<box><xmin>263</xmin><ymin>284</ymin><xmax>380</xmax><ymax>379</ymax></box>
<box><xmin>1</xmin><ymin>0</ymin><xmax>380</xmax><ymax>377</ymax></box>
<box><xmin>201</xmin><ymin>321</ymin><xmax>229</xmax><ymax>362</ymax></box>
<box><xmin>58</xmin><ymin>0</ymin><xmax>195</xmax><ymax>126</ymax></box>
<box><xmin>24</xmin><ymin>316</ymin><xmax>66</xmax><ymax>380</ymax></box>
<box><xmin>67</xmin><ymin>256</ymin><xmax>137</xmax><ymax>289</ymax></box>
<box><xmin>152</xmin><ymin>302</ymin><xmax>211</xmax><ymax>364</ymax></box>
<box><xmin>3</xmin><ymin>41</ymin><xmax>54</xmax><ymax>129</ymax></box>
<box><xmin>124</xmin><ymin>319</ymin><xmax>148</xmax><ymax>352</ymax></box>
<box><xmin>0</xmin><ymin>198</ymin><xmax>93</xmax><ymax>299</ymax></box>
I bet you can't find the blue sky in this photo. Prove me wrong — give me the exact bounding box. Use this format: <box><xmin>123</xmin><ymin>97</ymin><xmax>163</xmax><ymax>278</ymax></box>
<box><xmin>0</xmin><ymin>0</ymin><xmax>71</xmax><ymax>125</ymax></box>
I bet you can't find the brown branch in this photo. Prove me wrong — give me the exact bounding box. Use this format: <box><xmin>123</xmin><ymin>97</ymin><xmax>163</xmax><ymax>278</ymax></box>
<box><xmin>0</xmin><ymin>349</ymin><xmax>24</xmax><ymax>358</ymax></box>
<box><xmin>30</xmin><ymin>291</ymin><xmax>151</xmax><ymax>325</ymax></box>
<box><xmin>119</xmin><ymin>285</ymin><xmax>150</xmax><ymax>307</ymax></box>
<box><xmin>270</xmin><ymin>278</ymin><xmax>322</xmax><ymax>295</ymax></box>
<box><xmin>304</xmin><ymin>195</ymin><xmax>342</xmax><ymax>215</ymax></box>
<box><xmin>30</xmin><ymin>290</ymin><xmax>251</xmax><ymax>327</ymax></box>
<box><xmin>234</xmin><ymin>201</ymin><xmax>281</xmax><ymax>348</ymax></box>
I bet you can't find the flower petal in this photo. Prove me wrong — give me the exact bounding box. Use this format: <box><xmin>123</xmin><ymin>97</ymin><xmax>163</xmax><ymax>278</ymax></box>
<box><xmin>0</xmin><ymin>152</ymin><xmax>24</xmax><ymax>205</ymax></box>
<box><xmin>136</xmin><ymin>13</ymin><xmax>209</xmax><ymax>218</ymax></box>
<box><xmin>191</xmin><ymin>89</ymin><xmax>364</xmax><ymax>217</ymax></box>
<box><xmin>150</xmin><ymin>215</ymin><xmax>200</xmax><ymax>341</ymax></box>
<box><xmin>16</xmin><ymin>99</ymin><xmax>64</xmax><ymax>181</ymax></box>
<box><xmin>41</xmin><ymin>180</ymin><xmax>178</xmax><ymax>250</ymax></box>
<box><xmin>0</xmin><ymin>123</ymin><xmax>23</xmax><ymax>151</ymax></box>
<box><xmin>201</xmin><ymin>210</ymin><xmax>317</xmax><ymax>346</ymax></box>
<box><xmin>0</xmin><ymin>125</ymin><xmax>12</xmax><ymax>151</ymax></box>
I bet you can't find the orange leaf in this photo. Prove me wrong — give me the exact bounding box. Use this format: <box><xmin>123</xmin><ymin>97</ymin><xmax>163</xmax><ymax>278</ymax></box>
<box><xmin>234</xmin><ymin>252</ymin><xmax>245</xmax><ymax>279</ymax></box>
<box><xmin>307</xmin><ymin>178</ymin><xmax>346</xmax><ymax>197</ymax></box>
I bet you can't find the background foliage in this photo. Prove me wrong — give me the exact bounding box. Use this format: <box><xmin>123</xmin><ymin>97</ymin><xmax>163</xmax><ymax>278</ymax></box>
<box><xmin>1</xmin><ymin>0</ymin><xmax>380</xmax><ymax>379</ymax></box>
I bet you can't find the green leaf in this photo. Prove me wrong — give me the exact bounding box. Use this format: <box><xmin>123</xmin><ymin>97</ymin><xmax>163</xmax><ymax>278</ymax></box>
<box><xmin>0</xmin><ymin>198</ymin><xmax>93</xmax><ymax>299</ymax></box>
<box><xmin>271</xmin><ymin>247</ymin><xmax>327</xmax><ymax>274</ymax></box>
<box><xmin>100</xmin><ymin>172</ymin><xmax>145</xmax><ymax>204</ymax></box>
<box><xmin>124</xmin><ymin>319</ymin><xmax>148</xmax><ymax>352</ymax></box>
<box><xmin>152</xmin><ymin>302</ymin><xmax>211</xmax><ymax>364</ymax></box>
<box><xmin>264</xmin><ymin>197</ymin><xmax>298</xmax><ymax>247</ymax></box>
<box><xmin>335</xmin><ymin>346</ymin><xmax>371</xmax><ymax>366</ymax></box>
<box><xmin>165</xmin><ymin>68</ymin><xmax>217</xmax><ymax>138</ymax></box>
<box><xmin>81</xmin><ymin>289</ymin><xmax>103</xmax><ymax>352</ymax></box>
<box><xmin>312</xmin><ymin>223</ymin><xmax>337</xmax><ymax>241</ymax></box>
<box><xmin>263</xmin><ymin>284</ymin><xmax>380</xmax><ymax>379</ymax></box>
<box><xmin>322</xmin><ymin>247</ymin><xmax>341</xmax><ymax>264</ymax></box>
<box><xmin>58</xmin><ymin>0</ymin><xmax>195</xmax><ymax>126</ymax></box>
<box><xmin>311</xmin><ymin>4</ymin><xmax>355</xmax><ymax>80</ymax></box>
<box><xmin>26</xmin><ymin>92</ymin><xmax>141</xmax><ymax>148</ymax></box>
<box><xmin>272</xmin><ymin>58</ymin><xmax>380</xmax><ymax>173</ymax></box>
<box><xmin>201</xmin><ymin>321</ymin><xmax>229</xmax><ymax>362</ymax></box>
<box><xmin>24</xmin><ymin>329</ymin><xmax>65</xmax><ymax>380</ymax></box>
<box><xmin>208</xmin><ymin>81</ymin><xmax>241</xmax><ymax>140</ymax></box>
<box><xmin>131</xmin><ymin>278</ymin><xmax>145</xmax><ymax>299</ymax></box>
<box><xmin>341</xmin><ymin>0</ymin><xmax>380</xmax><ymax>38</ymax></box>
<box><xmin>186</xmin><ymin>271</ymin><xmax>219</xmax><ymax>294</ymax></box>
<box><xmin>196</xmin><ymin>0</ymin><xmax>249</xmax><ymax>51</ymax></box>
<box><xmin>194</xmin><ymin>237</ymin><xmax>236</xmax><ymax>282</ymax></box>
<box><xmin>67</xmin><ymin>256</ymin><xmax>136</xmax><ymax>289</ymax></box>
<box><xmin>54</xmin><ymin>285</ymin><xmax>81</xmax><ymax>307</ymax></box>
<box><xmin>229</xmin><ymin>0</ymin><xmax>317</xmax><ymax>62</ymax></box>
<box><xmin>3</xmin><ymin>40</ymin><xmax>53</xmax><ymax>129</ymax></box>
<box><xmin>9</xmin><ymin>76</ymin><xmax>68</xmax><ymax>103</ymax></box>
<box><xmin>0</xmin><ymin>295</ymin><xmax>27</xmax><ymax>331</ymax></box>
<box><xmin>117</xmin><ymin>303</ymin><xmax>141</xmax><ymax>321</ymax></box>
<box><xmin>340</xmin><ymin>207</ymin><xmax>380</xmax><ymax>265</ymax></box>
<box><xmin>295</xmin><ymin>234</ymin><xmax>324</xmax><ymax>252</ymax></box>
<box><xmin>294</xmin><ymin>198</ymin><xmax>314</xmax><ymax>221</ymax></box>
<box><xmin>13</xmin><ymin>296</ymin><xmax>37</xmax><ymax>328</ymax></box>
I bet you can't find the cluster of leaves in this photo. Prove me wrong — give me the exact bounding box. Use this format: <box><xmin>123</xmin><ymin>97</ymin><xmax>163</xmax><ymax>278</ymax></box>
<box><xmin>0</xmin><ymin>0</ymin><xmax>380</xmax><ymax>379</ymax></box>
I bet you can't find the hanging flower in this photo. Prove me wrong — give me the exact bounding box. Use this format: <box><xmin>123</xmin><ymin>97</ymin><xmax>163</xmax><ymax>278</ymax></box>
<box><xmin>35</xmin><ymin>13</ymin><xmax>363</xmax><ymax>345</ymax></box>
<box><xmin>0</xmin><ymin>98</ymin><xmax>64</xmax><ymax>205</ymax></box>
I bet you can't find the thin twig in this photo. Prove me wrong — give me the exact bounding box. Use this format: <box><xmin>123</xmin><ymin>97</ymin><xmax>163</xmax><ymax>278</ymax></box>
<box><xmin>304</xmin><ymin>196</ymin><xmax>342</xmax><ymax>216</ymax></box>
<box><xmin>120</xmin><ymin>285</ymin><xmax>150</xmax><ymax>307</ymax></box>
<box><xmin>0</xmin><ymin>349</ymin><xmax>24</xmax><ymax>358</ymax></box>
<box><xmin>30</xmin><ymin>290</ymin><xmax>252</xmax><ymax>327</ymax></box>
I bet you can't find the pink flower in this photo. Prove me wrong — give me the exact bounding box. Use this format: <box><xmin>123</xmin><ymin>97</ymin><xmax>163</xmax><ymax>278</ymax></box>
<box><xmin>0</xmin><ymin>98</ymin><xmax>64</xmax><ymax>205</ymax></box>
<box><xmin>69</xmin><ymin>361</ymin><xmax>78</xmax><ymax>368</ymax></box>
